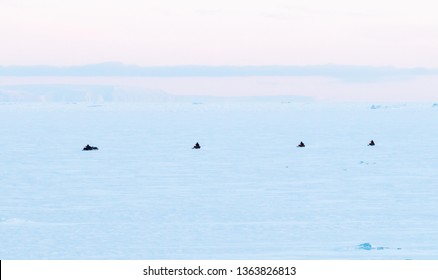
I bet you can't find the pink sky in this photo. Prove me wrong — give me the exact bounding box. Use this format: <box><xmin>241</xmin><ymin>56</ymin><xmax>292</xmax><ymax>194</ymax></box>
<box><xmin>1</xmin><ymin>0</ymin><xmax>438</xmax><ymax>67</ymax></box>
<box><xmin>1</xmin><ymin>1</ymin><xmax>438</xmax><ymax>101</ymax></box>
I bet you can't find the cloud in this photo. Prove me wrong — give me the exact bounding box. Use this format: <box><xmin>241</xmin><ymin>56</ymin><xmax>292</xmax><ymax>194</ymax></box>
<box><xmin>1</xmin><ymin>63</ymin><xmax>438</xmax><ymax>83</ymax></box>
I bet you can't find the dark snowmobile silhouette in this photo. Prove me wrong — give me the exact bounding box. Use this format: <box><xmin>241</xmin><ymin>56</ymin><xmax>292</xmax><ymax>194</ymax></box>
<box><xmin>83</xmin><ymin>144</ymin><xmax>99</xmax><ymax>151</ymax></box>
<box><xmin>297</xmin><ymin>141</ymin><xmax>305</xmax><ymax>148</ymax></box>
<box><xmin>368</xmin><ymin>140</ymin><xmax>375</xmax><ymax>146</ymax></box>
<box><xmin>192</xmin><ymin>142</ymin><xmax>201</xmax><ymax>149</ymax></box>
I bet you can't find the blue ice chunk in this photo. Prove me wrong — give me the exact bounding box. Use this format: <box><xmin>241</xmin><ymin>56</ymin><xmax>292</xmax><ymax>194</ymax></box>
<box><xmin>358</xmin><ymin>243</ymin><xmax>373</xmax><ymax>250</ymax></box>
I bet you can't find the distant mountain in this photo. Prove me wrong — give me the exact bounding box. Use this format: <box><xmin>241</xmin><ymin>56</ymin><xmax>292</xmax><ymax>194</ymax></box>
<box><xmin>0</xmin><ymin>85</ymin><xmax>172</xmax><ymax>103</ymax></box>
<box><xmin>0</xmin><ymin>84</ymin><xmax>313</xmax><ymax>103</ymax></box>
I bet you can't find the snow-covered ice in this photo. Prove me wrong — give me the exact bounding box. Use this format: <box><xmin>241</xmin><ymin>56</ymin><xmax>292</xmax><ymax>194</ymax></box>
<box><xmin>1</xmin><ymin>101</ymin><xmax>437</xmax><ymax>259</ymax></box>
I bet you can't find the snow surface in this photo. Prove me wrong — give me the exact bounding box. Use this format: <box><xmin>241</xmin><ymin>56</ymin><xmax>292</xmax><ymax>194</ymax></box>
<box><xmin>1</xmin><ymin>101</ymin><xmax>437</xmax><ymax>259</ymax></box>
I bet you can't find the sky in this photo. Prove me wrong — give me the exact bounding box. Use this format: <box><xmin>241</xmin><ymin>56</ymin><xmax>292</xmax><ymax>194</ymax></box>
<box><xmin>1</xmin><ymin>0</ymin><xmax>438</xmax><ymax>67</ymax></box>
<box><xmin>1</xmin><ymin>0</ymin><xmax>438</xmax><ymax>101</ymax></box>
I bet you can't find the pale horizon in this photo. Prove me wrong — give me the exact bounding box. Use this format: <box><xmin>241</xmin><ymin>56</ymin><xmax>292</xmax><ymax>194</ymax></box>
<box><xmin>1</xmin><ymin>1</ymin><xmax>438</xmax><ymax>101</ymax></box>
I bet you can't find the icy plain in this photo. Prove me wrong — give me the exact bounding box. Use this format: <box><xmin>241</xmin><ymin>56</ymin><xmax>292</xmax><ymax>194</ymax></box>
<box><xmin>1</xmin><ymin>101</ymin><xmax>437</xmax><ymax>259</ymax></box>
